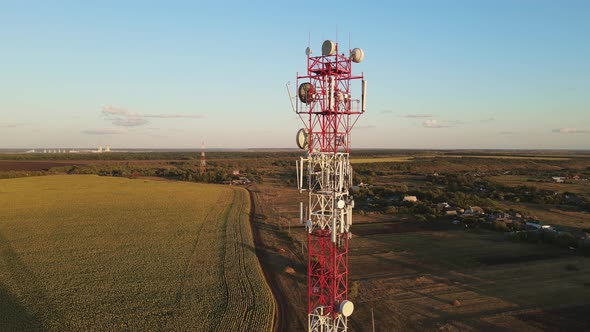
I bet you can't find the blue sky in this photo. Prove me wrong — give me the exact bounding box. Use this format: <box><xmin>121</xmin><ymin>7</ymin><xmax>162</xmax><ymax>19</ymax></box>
<box><xmin>0</xmin><ymin>0</ymin><xmax>588</xmax><ymax>149</ymax></box>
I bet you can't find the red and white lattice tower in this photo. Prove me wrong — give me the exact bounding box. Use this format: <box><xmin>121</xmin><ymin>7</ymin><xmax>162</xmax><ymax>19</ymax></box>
<box><xmin>200</xmin><ymin>141</ymin><xmax>206</xmax><ymax>173</ymax></box>
<box><xmin>292</xmin><ymin>39</ymin><xmax>366</xmax><ymax>332</ymax></box>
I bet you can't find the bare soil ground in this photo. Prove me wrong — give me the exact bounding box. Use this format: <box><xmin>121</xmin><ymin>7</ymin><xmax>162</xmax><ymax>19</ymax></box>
<box><xmin>348</xmin><ymin>226</ymin><xmax>590</xmax><ymax>331</ymax></box>
<box><xmin>248</xmin><ymin>184</ymin><xmax>307</xmax><ymax>332</ymax></box>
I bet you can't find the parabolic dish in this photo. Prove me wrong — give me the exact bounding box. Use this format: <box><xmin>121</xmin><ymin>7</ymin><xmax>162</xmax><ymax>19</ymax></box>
<box><xmin>350</xmin><ymin>48</ymin><xmax>364</xmax><ymax>63</ymax></box>
<box><xmin>322</xmin><ymin>40</ymin><xmax>336</xmax><ymax>56</ymax></box>
<box><xmin>296</xmin><ymin>128</ymin><xmax>309</xmax><ymax>150</ymax></box>
<box><xmin>305</xmin><ymin>47</ymin><xmax>312</xmax><ymax>56</ymax></box>
<box><xmin>340</xmin><ymin>300</ymin><xmax>354</xmax><ymax>317</ymax></box>
<box><xmin>298</xmin><ymin>82</ymin><xmax>315</xmax><ymax>104</ymax></box>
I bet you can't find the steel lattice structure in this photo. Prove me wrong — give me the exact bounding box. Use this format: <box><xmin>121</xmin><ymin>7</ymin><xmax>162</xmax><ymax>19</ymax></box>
<box><xmin>200</xmin><ymin>141</ymin><xmax>206</xmax><ymax>173</ymax></box>
<box><xmin>293</xmin><ymin>39</ymin><xmax>365</xmax><ymax>332</ymax></box>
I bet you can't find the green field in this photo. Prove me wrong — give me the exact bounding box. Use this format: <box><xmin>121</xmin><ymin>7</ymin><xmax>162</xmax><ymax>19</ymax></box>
<box><xmin>0</xmin><ymin>175</ymin><xmax>274</xmax><ymax>331</ymax></box>
<box><xmin>439</xmin><ymin>155</ymin><xmax>572</xmax><ymax>161</ymax></box>
<box><xmin>489</xmin><ymin>175</ymin><xmax>590</xmax><ymax>194</ymax></box>
<box><xmin>350</xmin><ymin>156</ymin><xmax>414</xmax><ymax>164</ymax></box>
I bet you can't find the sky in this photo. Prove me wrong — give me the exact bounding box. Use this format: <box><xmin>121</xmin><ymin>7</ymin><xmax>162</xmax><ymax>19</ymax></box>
<box><xmin>0</xmin><ymin>0</ymin><xmax>589</xmax><ymax>149</ymax></box>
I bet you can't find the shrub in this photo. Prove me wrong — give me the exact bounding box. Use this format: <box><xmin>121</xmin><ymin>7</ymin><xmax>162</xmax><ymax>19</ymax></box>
<box><xmin>557</xmin><ymin>232</ymin><xmax>577</xmax><ymax>248</ymax></box>
<box><xmin>493</xmin><ymin>221</ymin><xmax>509</xmax><ymax>232</ymax></box>
<box><xmin>541</xmin><ymin>230</ymin><xmax>557</xmax><ymax>244</ymax></box>
<box><xmin>385</xmin><ymin>206</ymin><xmax>397</xmax><ymax>214</ymax></box>
<box><xmin>526</xmin><ymin>230</ymin><xmax>541</xmax><ymax>243</ymax></box>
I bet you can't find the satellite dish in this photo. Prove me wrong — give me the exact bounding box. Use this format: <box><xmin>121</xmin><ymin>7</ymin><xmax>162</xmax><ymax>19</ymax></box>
<box><xmin>322</xmin><ymin>40</ymin><xmax>336</xmax><ymax>56</ymax></box>
<box><xmin>305</xmin><ymin>47</ymin><xmax>312</xmax><ymax>56</ymax></box>
<box><xmin>339</xmin><ymin>300</ymin><xmax>354</xmax><ymax>317</ymax></box>
<box><xmin>296</xmin><ymin>128</ymin><xmax>309</xmax><ymax>150</ymax></box>
<box><xmin>298</xmin><ymin>82</ymin><xmax>315</xmax><ymax>104</ymax></box>
<box><xmin>350</xmin><ymin>48</ymin><xmax>364</xmax><ymax>63</ymax></box>
<box><xmin>337</xmin><ymin>200</ymin><xmax>345</xmax><ymax>209</ymax></box>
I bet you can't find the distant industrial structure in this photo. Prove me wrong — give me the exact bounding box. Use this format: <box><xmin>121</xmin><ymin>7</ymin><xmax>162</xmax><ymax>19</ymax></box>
<box><xmin>36</xmin><ymin>145</ymin><xmax>111</xmax><ymax>154</ymax></box>
<box><xmin>291</xmin><ymin>38</ymin><xmax>366</xmax><ymax>332</ymax></box>
<box><xmin>93</xmin><ymin>145</ymin><xmax>111</xmax><ymax>153</ymax></box>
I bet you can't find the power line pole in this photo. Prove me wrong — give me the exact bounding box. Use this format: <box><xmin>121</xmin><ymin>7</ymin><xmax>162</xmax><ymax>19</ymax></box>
<box><xmin>371</xmin><ymin>307</ymin><xmax>375</xmax><ymax>332</ymax></box>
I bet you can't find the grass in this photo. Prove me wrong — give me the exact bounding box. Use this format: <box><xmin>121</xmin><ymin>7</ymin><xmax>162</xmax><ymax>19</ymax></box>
<box><xmin>498</xmin><ymin>201</ymin><xmax>590</xmax><ymax>230</ymax></box>
<box><xmin>350</xmin><ymin>157</ymin><xmax>414</xmax><ymax>164</ymax></box>
<box><xmin>438</xmin><ymin>155</ymin><xmax>572</xmax><ymax>160</ymax></box>
<box><xmin>488</xmin><ymin>175</ymin><xmax>590</xmax><ymax>194</ymax></box>
<box><xmin>0</xmin><ymin>175</ymin><xmax>274</xmax><ymax>331</ymax></box>
<box><xmin>348</xmin><ymin>225</ymin><xmax>590</xmax><ymax>331</ymax></box>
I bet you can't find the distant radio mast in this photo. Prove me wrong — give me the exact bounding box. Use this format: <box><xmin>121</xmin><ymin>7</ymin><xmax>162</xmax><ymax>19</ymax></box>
<box><xmin>200</xmin><ymin>141</ymin><xmax>206</xmax><ymax>173</ymax></box>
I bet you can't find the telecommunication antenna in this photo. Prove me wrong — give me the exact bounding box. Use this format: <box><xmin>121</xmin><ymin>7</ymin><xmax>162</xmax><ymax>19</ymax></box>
<box><xmin>200</xmin><ymin>141</ymin><xmax>206</xmax><ymax>173</ymax></box>
<box><xmin>291</xmin><ymin>38</ymin><xmax>367</xmax><ymax>332</ymax></box>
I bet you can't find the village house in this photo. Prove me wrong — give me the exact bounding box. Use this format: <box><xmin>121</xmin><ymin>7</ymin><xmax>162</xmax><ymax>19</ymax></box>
<box><xmin>487</xmin><ymin>212</ymin><xmax>511</xmax><ymax>222</ymax></box>
<box><xmin>464</xmin><ymin>206</ymin><xmax>485</xmax><ymax>215</ymax></box>
<box><xmin>437</xmin><ymin>202</ymin><xmax>450</xmax><ymax>209</ymax></box>
<box><xmin>403</xmin><ymin>196</ymin><xmax>418</xmax><ymax>203</ymax></box>
<box><xmin>552</xmin><ymin>176</ymin><xmax>565</xmax><ymax>183</ymax></box>
<box><xmin>525</xmin><ymin>222</ymin><xmax>555</xmax><ymax>232</ymax></box>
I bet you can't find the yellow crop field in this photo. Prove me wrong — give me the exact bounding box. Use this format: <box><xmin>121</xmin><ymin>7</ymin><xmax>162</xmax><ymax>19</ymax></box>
<box><xmin>0</xmin><ymin>175</ymin><xmax>274</xmax><ymax>331</ymax></box>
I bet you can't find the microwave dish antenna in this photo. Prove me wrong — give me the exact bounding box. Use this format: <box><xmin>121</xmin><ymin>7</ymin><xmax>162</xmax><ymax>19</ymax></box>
<box><xmin>322</xmin><ymin>40</ymin><xmax>336</xmax><ymax>56</ymax></box>
<box><xmin>350</xmin><ymin>48</ymin><xmax>364</xmax><ymax>63</ymax></box>
<box><xmin>296</xmin><ymin>128</ymin><xmax>309</xmax><ymax>150</ymax></box>
<box><xmin>298</xmin><ymin>82</ymin><xmax>315</xmax><ymax>104</ymax></box>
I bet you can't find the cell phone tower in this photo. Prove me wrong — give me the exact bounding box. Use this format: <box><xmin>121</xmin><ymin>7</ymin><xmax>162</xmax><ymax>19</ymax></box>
<box><xmin>291</xmin><ymin>39</ymin><xmax>366</xmax><ymax>332</ymax></box>
<box><xmin>200</xmin><ymin>141</ymin><xmax>206</xmax><ymax>173</ymax></box>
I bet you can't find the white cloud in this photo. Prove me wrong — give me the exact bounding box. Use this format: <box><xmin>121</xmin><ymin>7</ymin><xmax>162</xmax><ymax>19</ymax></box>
<box><xmin>102</xmin><ymin>106</ymin><xmax>148</xmax><ymax>127</ymax></box>
<box><xmin>402</xmin><ymin>113</ymin><xmax>433</xmax><ymax>118</ymax></box>
<box><xmin>0</xmin><ymin>122</ymin><xmax>26</xmax><ymax>128</ymax></box>
<box><xmin>111</xmin><ymin>117</ymin><xmax>149</xmax><ymax>127</ymax></box>
<box><xmin>356</xmin><ymin>125</ymin><xmax>376</xmax><ymax>129</ymax></box>
<box><xmin>552</xmin><ymin>128</ymin><xmax>589</xmax><ymax>134</ymax></box>
<box><xmin>481</xmin><ymin>117</ymin><xmax>495</xmax><ymax>123</ymax></box>
<box><xmin>82</xmin><ymin>128</ymin><xmax>126</xmax><ymax>135</ymax></box>
<box><xmin>422</xmin><ymin>119</ymin><xmax>448</xmax><ymax>128</ymax></box>
<box><xmin>144</xmin><ymin>114</ymin><xmax>205</xmax><ymax>119</ymax></box>
<box><xmin>101</xmin><ymin>106</ymin><xmax>204</xmax><ymax>127</ymax></box>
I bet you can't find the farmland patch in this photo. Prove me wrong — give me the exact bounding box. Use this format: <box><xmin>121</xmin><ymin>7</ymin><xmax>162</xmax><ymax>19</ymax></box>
<box><xmin>0</xmin><ymin>175</ymin><xmax>274</xmax><ymax>331</ymax></box>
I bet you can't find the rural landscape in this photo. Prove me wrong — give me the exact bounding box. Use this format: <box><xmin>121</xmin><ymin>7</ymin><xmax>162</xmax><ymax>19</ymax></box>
<box><xmin>1</xmin><ymin>149</ymin><xmax>589</xmax><ymax>331</ymax></box>
<box><xmin>2</xmin><ymin>1</ymin><xmax>589</xmax><ymax>331</ymax></box>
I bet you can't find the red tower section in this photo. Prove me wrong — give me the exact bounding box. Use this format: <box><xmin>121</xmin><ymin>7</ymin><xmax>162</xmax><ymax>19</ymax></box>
<box><xmin>294</xmin><ymin>39</ymin><xmax>365</xmax><ymax>332</ymax></box>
